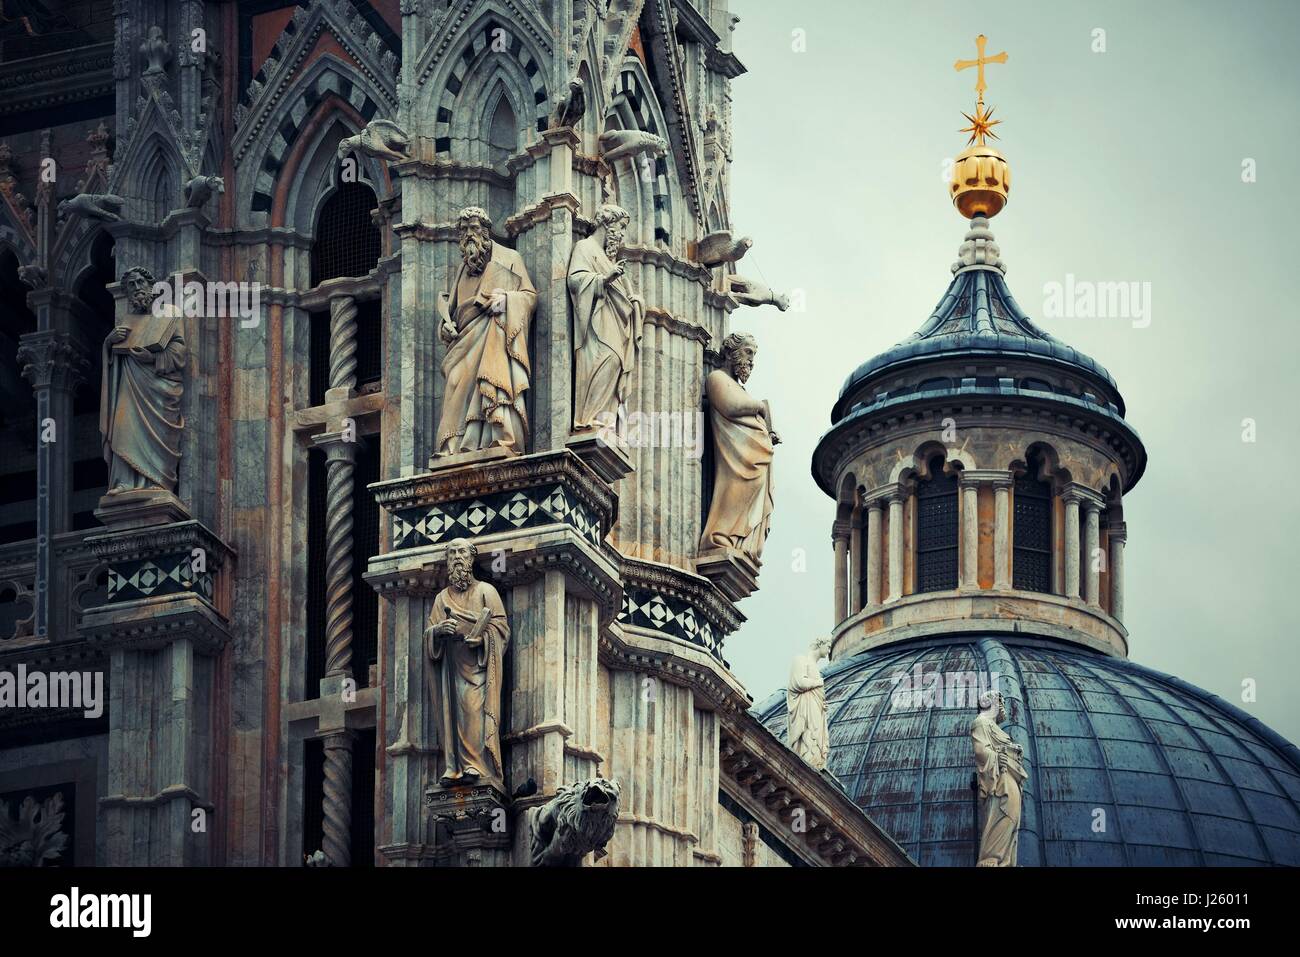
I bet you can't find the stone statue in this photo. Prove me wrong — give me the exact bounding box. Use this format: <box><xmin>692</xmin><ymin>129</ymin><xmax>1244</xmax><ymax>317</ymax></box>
<box><xmin>530</xmin><ymin>778</ymin><xmax>621</xmax><ymax>867</ymax></box>
<box><xmin>59</xmin><ymin>192</ymin><xmax>125</xmax><ymax>222</ymax></box>
<box><xmin>435</xmin><ymin>207</ymin><xmax>537</xmax><ymax>457</ymax></box>
<box><xmin>693</xmin><ymin>229</ymin><xmax>752</xmax><ymax>267</ymax></box>
<box><xmin>569</xmin><ymin>203</ymin><xmax>643</xmax><ymax>431</ymax></box>
<box><xmin>425</xmin><ymin>538</ymin><xmax>510</xmax><ymax>789</ymax></box>
<box><xmin>183</xmin><ymin>175</ymin><xmax>225</xmax><ymax>208</ymax></box>
<box><xmin>787</xmin><ymin>636</ymin><xmax>831</xmax><ymax>770</ymax></box>
<box><xmin>971</xmin><ymin>691</ymin><xmax>1027</xmax><ymax>867</ymax></box>
<box><xmin>728</xmin><ymin>275</ymin><xmax>790</xmax><ymax>312</ymax></box>
<box><xmin>699</xmin><ymin>332</ymin><xmax>778</xmax><ymax>561</ymax></box>
<box><xmin>336</xmin><ymin>118</ymin><xmax>411</xmax><ymax>164</ymax></box>
<box><xmin>597</xmin><ymin>128</ymin><xmax>668</xmax><ymax>165</ymax></box>
<box><xmin>101</xmin><ymin>267</ymin><xmax>187</xmax><ymax>496</ymax></box>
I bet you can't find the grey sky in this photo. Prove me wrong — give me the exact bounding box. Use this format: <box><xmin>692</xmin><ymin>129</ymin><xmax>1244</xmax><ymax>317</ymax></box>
<box><xmin>723</xmin><ymin>0</ymin><xmax>1300</xmax><ymax>743</ymax></box>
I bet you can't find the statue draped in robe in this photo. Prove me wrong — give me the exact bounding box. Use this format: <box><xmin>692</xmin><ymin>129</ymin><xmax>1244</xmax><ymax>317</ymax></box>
<box><xmin>436</xmin><ymin>207</ymin><xmax>536</xmax><ymax>457</ymax></box>
<box><xmin>700</xmin><ymin>333</ymin><xmax>778</xmax><ymax>561</ymax></box>
<box><xmin>971</xmin><ymin>691</ymin><xmax>1027</xmax><ymax>867</ymax></box>
<box><xmin>101</xmin><ymin>267</ymin><xmax>187</xmax><ymax>495</ymax></box>
<box><xmin>426</xmin><ymin>538</ymin><xmax>510</xmax><ymax>789</ymax></box>
<box><xmin>568</xmin><ymin>204</ymin><xmax>642</xmax><ymax>430</ymax></box>
<box><xmin>787</xmin><ymin>637</ymin><xmax>831</xmax><ymax>770</ymax></box>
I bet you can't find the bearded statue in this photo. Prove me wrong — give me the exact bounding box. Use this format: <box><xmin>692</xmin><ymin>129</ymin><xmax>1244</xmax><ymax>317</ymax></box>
<box><xmin>699</xmin><ymin>332</ymin><xmax>778</xmax><ymax>562</ymax></box>
<box><xmin>425</xmin><ymin>538</ymin><xmax>511</xmax><ymax>789</ymax></box>
<box><xmin>101</xmin><ymin>266</ymin><xmax>187</xmax><ymax>498</ymax></box>
<box><xmin>434</xmin><ymin>207</ymin><xmax>537</xmax><ymax>457</ymax></box>
<box><xmin>568</xmin><ymin>203</ymin><xmax>643</xmax><ymax>430</ymax></box>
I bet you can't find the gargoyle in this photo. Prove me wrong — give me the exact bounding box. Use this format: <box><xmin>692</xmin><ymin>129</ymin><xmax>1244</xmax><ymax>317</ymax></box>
<box><xmin>693</xmin><ymin>229</ymin><xmax>752</xmax><ymax>268</ymax></box>
<box><xmin>529</xmin><ymin>778</ymin><xmax>621</xmax><ymax>867</ymax></box>
<box><xmin>184</xmin><ymin>175</ymin><xmax>225</xmax><ymax>208</ymax></box>
<box><xmin>728</xmin><ymin>275</ymin><xmax>789</xmax><ymax>311</ymax></box>
<box><xmin>598</xmin><ymin>129</ymin><xmax>668</xmax><ymax>165</ymax></box>
<box><xmin>337</xmin><ymin>119</ymin><xmax>412</xmax><ymax>164</ymax></box>
<box><xmin>58</xmin><ymin>193</ymin><xmax>125</xmax><ymax>222</ymax></box>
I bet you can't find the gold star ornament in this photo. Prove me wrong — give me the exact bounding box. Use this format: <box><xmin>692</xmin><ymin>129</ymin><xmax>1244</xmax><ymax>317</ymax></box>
<box><xmin>960</xmin><ymin>103</ymin><xmax>1001</xmax><ymax>146</ymax></box>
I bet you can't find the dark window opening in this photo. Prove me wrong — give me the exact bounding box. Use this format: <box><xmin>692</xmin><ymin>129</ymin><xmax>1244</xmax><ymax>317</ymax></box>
<box><xmin>310</xmin><ymin>183</ymin><xmax>381</xmax><ymax>286</ymax></box>
<box><xmin>916</xmin><ymin>456</ymin><xmax>958</xmax><ymax>593</ymax></box>
<box><xmin>301</xmin><ymin>728</ymin><xmax>375</xmax><ymax>868</ymax></box>
<box><xmin>1013</xmin><ymin>458</ymin><xmax>1053</xmax><ymax>593</ymax></box>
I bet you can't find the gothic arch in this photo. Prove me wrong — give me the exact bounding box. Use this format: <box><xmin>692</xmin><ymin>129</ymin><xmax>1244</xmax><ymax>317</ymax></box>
<box><xmin>137</xmin><ymin>136</ymin><xmax>182</xmax><ymax>221</ymax></box>
<box><xmin>280</xmin><ymin>114</ymin><xmax>385</xmax><ymax>239</ymax></box>
<box><xmin>420</xmin><ymin>12</ymin><xmax>551</xmax><ymax>156</ymax></box>
<box><xmin>606</xmin><ymin>58</ymin><xmax>678</xmax><ymax>250</ymax></box>
<box><xmin>235</xmin><ymin>55</ymin><xmax>393</xmax><ymax>224</ymax></box>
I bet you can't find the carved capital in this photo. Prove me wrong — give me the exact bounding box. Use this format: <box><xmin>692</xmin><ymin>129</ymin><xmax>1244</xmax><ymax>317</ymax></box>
<box><xmin>16</xmin><ymin>331</ymin><xmax>89</xmax><ymax>392</ymax></box>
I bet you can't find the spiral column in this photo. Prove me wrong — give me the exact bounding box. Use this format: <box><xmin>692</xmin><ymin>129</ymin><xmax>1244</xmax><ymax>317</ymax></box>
<box><xmin>313</xmin><ymin>292</ymin><xmax>361</xmax><ymax>866</ymax></box>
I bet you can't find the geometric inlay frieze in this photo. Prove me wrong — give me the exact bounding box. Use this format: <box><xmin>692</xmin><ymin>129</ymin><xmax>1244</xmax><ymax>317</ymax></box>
<box><xmin>391</xmin><ymin>483</ymin><xmax>602</xmax><ymax>550</ymax></box>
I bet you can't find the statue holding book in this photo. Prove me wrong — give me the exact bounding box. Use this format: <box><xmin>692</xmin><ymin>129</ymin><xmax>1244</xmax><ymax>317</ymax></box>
<box><xmin>425</xmin><ymin>538</ymin><xmax>511</xmax><ymax>789</ymax></box>
<box><xmin>101</xmin><ymin>266</ymin><xmax>187</xmax><ymax>496</ymax></box>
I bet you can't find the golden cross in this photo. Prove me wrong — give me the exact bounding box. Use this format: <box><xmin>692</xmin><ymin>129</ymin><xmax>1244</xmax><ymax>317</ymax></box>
<box><xmin>954</xmin><ymin>34</ymin><xmax>1008</xmax><ymax>104</ymax></box>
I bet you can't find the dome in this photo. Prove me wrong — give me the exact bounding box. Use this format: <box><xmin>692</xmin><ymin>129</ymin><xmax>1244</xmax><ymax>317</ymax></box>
<box><xmin>830</xmin><ymin>217</ymin><xmax>1120</xmax><ymax>425</ymax></box>
<box><xmin>756</xmin><ymin>636</ymin><xmax>1300</xmax><ymax>867</ymax></box>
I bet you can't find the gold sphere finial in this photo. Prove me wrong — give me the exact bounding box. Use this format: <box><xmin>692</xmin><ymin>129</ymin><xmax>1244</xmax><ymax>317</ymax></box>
<box><xmin>950</xmin><ymin>34</ymin><xmax>1011</xmax><ymax>219</ymax></box>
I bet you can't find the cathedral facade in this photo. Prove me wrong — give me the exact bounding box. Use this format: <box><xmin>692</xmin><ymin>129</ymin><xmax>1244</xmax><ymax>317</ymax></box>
<box><xmin>0</xmin><ymin>1</ymin><xmax>908</xmax><ymax>868</ymax></box>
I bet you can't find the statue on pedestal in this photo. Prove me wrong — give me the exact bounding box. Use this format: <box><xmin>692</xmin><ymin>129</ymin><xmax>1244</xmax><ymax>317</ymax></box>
<box><xmin>699</xmin><ymin>332</ymin><xmax>778</xmax><ymax>561</ymax></box>
<box><xmin>101</xmin><ymin>267</ymin><xmax>187</xmax><ymax>496</ymax></box>
<box><xmin>425</xmin><ymin>538</ymin><xmax>510</xmax><ymax>789</ymax></box>
<box><xmin>971</xmin><ymin>690</ymin><xmax>1027</xmax><ymax>867</ymax></box>
<box><xmin>435</xmin><ymin>207</ymin><xmax>536</xmax><ymax>457</ymax></box>
<box><xmin>568</xmin><ymin>203</ymin><xmax>643</xmax><ymax>431</ymax></box>
<box><xmin>787</xmin><ymin>636</ymin><xmax>831</xmax><ymax>770</ymax></box>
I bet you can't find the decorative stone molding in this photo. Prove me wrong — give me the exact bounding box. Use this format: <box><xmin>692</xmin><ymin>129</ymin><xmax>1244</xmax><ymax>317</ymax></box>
<box><xmin>83</xmin><ymin>520</ymin><xmax>233</xmax><ymax>613</ymax></box>
<box><xmin>16</xmin><ymin>331</ymin><xmax>89</xmax><ymax>393</ymax></box>
<box><xmin>620</xmin><ymin>556</ymin><xmax>743</xmax><ymax>662</ymax></box>
<box><xmin>831</xmin><ymin>588</ymin><xmax>1129</xmax><ymax>661</ymax></box>
<box><xmin>719</xmin><ymin>712</ymin><xmax>914</xmax><ymax>868</ymax></box>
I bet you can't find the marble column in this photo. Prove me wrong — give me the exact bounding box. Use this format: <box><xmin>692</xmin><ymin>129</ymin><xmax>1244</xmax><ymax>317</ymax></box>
<box><xmin>993</xmin><ymin>477</ymin><xmax>1012</xmax><ymax>590</ymax></box>
<box><xmin>1084</xmin><ymin>500</ymin><xmax>1102</xmax><ymax>608</ymax></box>
<box><xmin>1109</xmin><ymin>521</ymin><xmax>1127</xmax><ymax>622</ymax></box>
<box><xmin>849</xmin><ymin>507</ymin><xmax>863</xmax><ymax>616</ymax></box>
<box><xmin>16</xmin><ymin>319</ymin><xmax>88</xmax><ymax>640</ymax></box>
<box><xmin>866</xmin><ymin>499</ymin><xmax>883</xmax><ymax>607</ymax></box>
<box><xmin>887</xmin><ymin>489</ymin><xmax>905</xmax><ymax>602</ymax></box>
<box><xmin>959</xmin><ymin>474</ymin><xmax>980</xmax><ymax>589</ymax></box>
<box><xmin>832</xmin><ymin>520</ymin><xmax>849</xmax><ymax>624</ymax></box>
<box><xmin>312</xmin><ymin>290</ymin><xmax>361</xmax><ymax>867</ymax></box>
<box><xmin>1063</xmin><ymin>491</ymin><xmax>1082</xmax><ymax>600</ymax></box>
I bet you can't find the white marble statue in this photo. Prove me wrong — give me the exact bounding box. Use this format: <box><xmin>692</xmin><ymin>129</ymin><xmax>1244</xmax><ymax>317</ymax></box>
<box><xmin>971</xmin><ymin>690</ymin><xmax>1027</xmax><ymax>867</ymax></box>
<box><xmin>569</xmin><ymin>203</ymin><xmax>643</xmax><ymax>431</ymax></box>
<box><xmin>787</xmin><ymin>636</ymin><xmax>831</xmax><ymax>770</ymax></box>
<box><xmin>699</xmin><ymin>333</ymin><xmax>778</xmax><ymax>561</ymax></box>
<box><xmin>425</xmin><ymin>538</ymin><xmax>511</xmax><ymax>789</ymax></box>
<box><xmin>435</xmin><ymin>207</ymin><xmax>537</xmax><ymax>457</ymax></box>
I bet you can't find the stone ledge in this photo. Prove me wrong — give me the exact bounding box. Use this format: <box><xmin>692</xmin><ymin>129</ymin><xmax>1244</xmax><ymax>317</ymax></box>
<box><xmin>79</xmin><ymin>593</ymin><xmax>231</xmax><ymax>656</ymax></box>
<box><xmin>832</xmin><ymin>588</ymin><xmax>1129</xmax><ymax>661</ymax></box>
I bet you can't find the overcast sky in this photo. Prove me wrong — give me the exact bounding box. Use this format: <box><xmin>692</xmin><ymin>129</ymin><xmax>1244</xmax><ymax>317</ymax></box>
<box><xmin>723</xmin><ymin>0</ymin><xmax>1300</xmax><ymax>744</ymax></box>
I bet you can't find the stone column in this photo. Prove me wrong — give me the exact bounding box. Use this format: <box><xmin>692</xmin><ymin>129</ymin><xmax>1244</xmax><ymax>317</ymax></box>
<box><xmin>1062</xmin><ymin>490</ymin><xmax>1082</xmax><ymax>599</ymax></box>
<box><xmin>993</xmin><ymin>477</ymin><xmax>1012</xmax><ymax>589</ymax></box>
<box><xmin>311</xmin><ymin>291</ymin><xmax>361</xmax><ymax>867</ymax></box>
<box><xmin>887</xmin><ymin>488</ymin><xmax>906</xmax><ymax>602</ymax></box>
<box><xmin>959</xmin><ymin>473</ymin><xmax>980</xmax><ymax>589</ymax></box>
<box><xmin>849</xmin><ymin>507</ymin><xmax>863</xmax><ymax>616</ymax></box>
<box><xmin>1084</xmin><ymin>499</ymin><xmax>1102</xmax><ymax>608</ymax></box>
<box><xmin>16</xmin><ymin>320</ymin><xmax>88</xmax><ymax>640</ymax></box>
<box><xmin>832</xmin><ymin>520</ymin><xmax>849</xmax><ymax>624</ymax></box>
<box><xmin>866</xmin><ymin>499</ymin><xmax>883</xmax><ymax>607</ymax></box>
<box><xmin>1109</xmin><ymin>522</ymin><xmax>1127</xmax><ymax>622</ymax></box>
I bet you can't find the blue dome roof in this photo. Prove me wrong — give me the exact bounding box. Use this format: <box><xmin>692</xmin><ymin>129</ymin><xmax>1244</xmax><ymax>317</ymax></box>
<box><xmin>831</xmin><ymin>228</ymin><xmax>1120</xmax><ymax>423</ymax></box>
<box><xmin>755</xmin><ymin>637</ymin><xmax>1300</xmax><ymax>866</ymax></box>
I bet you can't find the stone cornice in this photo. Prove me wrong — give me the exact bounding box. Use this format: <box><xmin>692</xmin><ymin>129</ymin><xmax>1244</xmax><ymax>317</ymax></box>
<box><xmin>642</xmin><ymin>307</ymin><xmax>712</xmax><ymax>345</ymax></box>
<box><xmin>718</xmin><ymin>712</ymin><xmax>914</xmax><ymax>867</ymax></box>
<box><xmin>84</xmin><ymin>519</ymin><xmax>235</xmax><ymax>571</ymax></box>
<box><xmin>813</xmin><ymin>392</ymin><xmax>1145</xmax><ymax>499</ymax></box>
<box><xmin>620</xmin><ymin>554</ymin><xmax>745</xmax><ymax>637</ymax></box>
<box><xmin>622</xmin><ymin>243</ymin><xmax>714</xmax><ymax>285</ymax></box>
<box><xmin>599</xmin><ymin>622</ymin><xmax>750</xmax><ymax>715</ymax></box>
<box><xmin>78</xmin><ymin>594</ymin><xmax>231</xmax><ymax>657</ymax></box>
<box><xmin>0</xmin><ymin>42</ymin><xmax>114</xmax><ymax>115</ymax></box>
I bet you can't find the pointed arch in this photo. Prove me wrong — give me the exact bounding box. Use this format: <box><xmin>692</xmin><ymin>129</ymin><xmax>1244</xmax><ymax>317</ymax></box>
<box><xmin>422</xmin><ymin>13</ymin><xmax>552</xmax><ymax>157</ymax></box>
<box><xmin>137</xmin><ymin>137</ymin><xmax>181</xmax><ymax>221</ymax></box>
<box><xmin>607</xmin><ymin>58</ymin><xmax>679</xmax><ymax>251</ymax></box>
<box><xmin>236</xmin><ymin>54</ymin><xmax>393</xmax><ymax>224</ymax></box>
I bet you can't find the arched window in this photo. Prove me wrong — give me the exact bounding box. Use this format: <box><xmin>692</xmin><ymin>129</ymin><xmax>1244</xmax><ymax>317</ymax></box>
<box><xmin>309</xmin><ymin>182</ymin><xmax>381</xmax><ymax>286</ymax></box>
<box><xmin>916</xmin><ymin>456</ymin><xmax>958</xmax><ymax>592</ymax></box>
<box><xmin>1013</xmin><ymin>457</ymin><xmax>1053</xmax><ymax>592</ymax></box>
